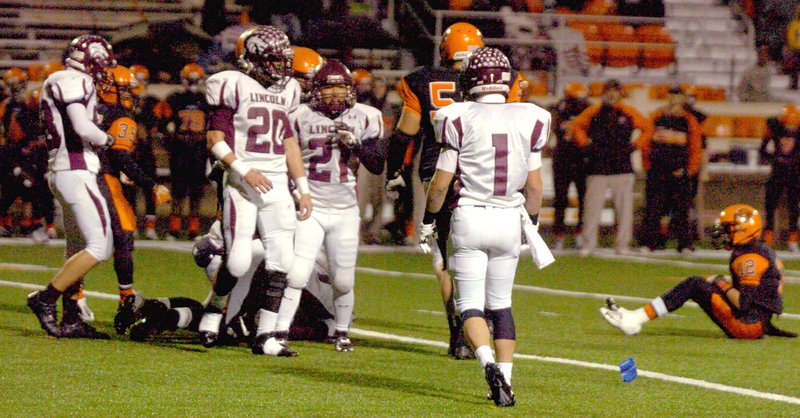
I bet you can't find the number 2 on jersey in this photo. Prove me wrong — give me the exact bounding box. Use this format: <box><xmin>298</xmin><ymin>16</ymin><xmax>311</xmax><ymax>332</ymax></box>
<box><xmin>308</xmin><ymin>138</ymin><xmax>348</xmax><ymax>183</ymax></box>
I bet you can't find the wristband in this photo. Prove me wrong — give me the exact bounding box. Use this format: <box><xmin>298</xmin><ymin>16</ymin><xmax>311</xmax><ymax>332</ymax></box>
<box><xmin>210</xmin><ymin>141</ymin><xmax>233</xmax><ymax>161</ymax></box>
<box><xmin>423</xmin><ymin>210</ymin><xmax>437</xmax><ymax>224</ymax></box>
<box><xmin>530</xmin><ymin>213</ymin><xmax>539</xmax><ymax>225</ymax></box>
<box><xmin>295</xmin><ymin>176</ymin><xmax>310</xmax><ymax>195</ymax></box>
<box><xmin>229</xmin><ymin>159</ymin><xmax>251</xmax><ymax>177</ymax></box>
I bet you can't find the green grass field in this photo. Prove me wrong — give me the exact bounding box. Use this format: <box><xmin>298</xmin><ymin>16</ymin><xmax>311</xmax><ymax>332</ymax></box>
<box><xmin>1</xmin><ymin>242</ymin><xmax>799</xmax><ymax>416</ymax></box>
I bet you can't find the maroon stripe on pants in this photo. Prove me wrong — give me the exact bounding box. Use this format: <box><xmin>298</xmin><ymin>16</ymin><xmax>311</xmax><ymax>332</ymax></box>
<box><xmin>228</xmin><ymin>194</ymin><xmax>236</xmax><ymax>247</ymax></box>
<box><xmin>85</xmin><ymin>184</ymin><xmax>107</xmax><ymax>236</ymax></box>
<box><xmin>68</xmin><ymin>152</ymin><xmax>87</xmax><ymax>170</ymax></box>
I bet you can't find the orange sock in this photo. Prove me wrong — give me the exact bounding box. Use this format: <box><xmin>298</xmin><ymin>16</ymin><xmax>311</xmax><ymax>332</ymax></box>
<box><xmin>188</xmin><ymin>216</ymin><xmax>201</xmax><ymax>235</ymax></box>
<box><xmin>644</xmin><ymin>304</ymin><xmax>658</xmax><ymax>320</ymax></box>
<box><xmin>145</xmin><ymin>216</ymin><xmax>156</xmax><ymax>230</ymax></box>
<box><xmin>119</xmin><ymin>287</ymin><xmax>135</xmax><ymax>304</ymax></box>
<box><xmin>169</xmin><ymin>215</ymin><xmax>182</xmax><ymax>234</ymax></box>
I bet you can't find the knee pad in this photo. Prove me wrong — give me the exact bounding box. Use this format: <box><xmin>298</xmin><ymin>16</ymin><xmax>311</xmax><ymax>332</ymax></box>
<box><xmin>331</xmin><ymin>266</ymin><xmax>355</xmax><ymax>294</ymax></box>
<box><xmin>460</xmin><ymin>308</ymin><xmax>485</xmax><ymax>322</ymax></box>
<box><xmin>287</xmin><ymin>256</ymin><xmax>315</xmax><ymax>289</ymax></box>
<box><xmin>486</xmin><ymin>308</ymin><xmax>516</xmax><ymax>340</ymax></box>
<box><xmin>86</xmin><ymin>233</ymin><xmax>112</xmax><ymax>261</ymax></box>
<box><xmin>226</xmin><ymin>248</ymin><xmax>253</xmax><ymax>278</ymax></box>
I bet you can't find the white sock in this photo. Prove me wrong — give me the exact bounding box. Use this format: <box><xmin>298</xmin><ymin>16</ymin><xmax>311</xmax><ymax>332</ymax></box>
<box><xmin>475</xmin><ymin>345</ymin><xmax>495</xmax><ymax>368</ymax></box>
<box><xmin>650</xmin><ymin>296</ymin><xmax>668</xmax><ymax>317</ymax></box>
<box><xmin>334</xmin><ymin>289</ymin><xmax>354</xmax><ymax>332</ymax></box>
<box><xmin>275</xmin><ymin>286</ymin><xmax>302</xmax><ymax>332</ymax></box>
<box><xmin>256</xmin><ymin>308</ymin><xmax>278</xmax><ymax>336</ymax></box>
<box><xmin>497</xmin><ymin>362</ymin><xmax>513</xmax><ymax>385</ymax></box>
<box><xmin>174</xmin><ymin>307</ymin><xmax>192</xmax><ymax>329</ymax></box>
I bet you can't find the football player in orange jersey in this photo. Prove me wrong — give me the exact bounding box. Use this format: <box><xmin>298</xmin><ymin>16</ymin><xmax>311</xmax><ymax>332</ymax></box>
<box><xmin>385</xmin><ymin>22</ymin><xmax>527</xmax><ymax>360</ymax></box>
<box><xmin>601</xmin><ymin>204</ymin><xmax>795</xmax><ymax>339</ymax></box>
<box><xmin>760</xmin><ymin>104</ymin><xmax>800</xmax><ymax>250</ymax></box>
<box><xmin>94</xmin><ymin>65</ymin><xmax>172</xmax><ymax>335</ymax></box>
<box><xmin>163</xmin><ymin>63</ymin><xmax>210</xmax><ymax>239</ymax></box>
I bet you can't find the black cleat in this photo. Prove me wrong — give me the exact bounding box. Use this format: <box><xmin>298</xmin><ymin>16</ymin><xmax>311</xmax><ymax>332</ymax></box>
<box><xmin>484</xmin><ymin>363</ymin><xmax>515</xmax><ymax>407</ymax></box>
<box><xmin>453</xmin><ymin>344</ymin><xmax>475</xmax><ymax>360</ymax></box>
<box><xmin>59</xmin><ymin>319</ymin><xmax>110</xmax><ymax>339</ymax></box>
<box><xmin>114</xmin><ymin>292</ymin><xmax>144</xmax><ymax>335</ymax></box>
<box><xmin>27</xmin><ymin>291</ymin><xmax>60</xmax><ymax>337</ymax></box>
<box><xmin>605</xmin><ymin>297</ymin><xmax>620</xmax><ymax>312</ymax></box>
<box><xmin>128</xmin><ymin>299</ymin><xmax>169</xmax><ymax>341</ymax></box>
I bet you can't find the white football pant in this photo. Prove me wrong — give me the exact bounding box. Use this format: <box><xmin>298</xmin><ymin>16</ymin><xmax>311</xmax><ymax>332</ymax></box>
<box><xmin>50</xmin><ymin>170</ymin><xmax>112</xmax><ymax>261</ymax></box>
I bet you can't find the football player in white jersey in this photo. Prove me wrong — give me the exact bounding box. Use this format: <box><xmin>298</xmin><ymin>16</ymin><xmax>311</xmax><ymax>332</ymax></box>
<box><xmin>202</xmin><ymin>25</ymin><xmax>312</xmax><ymax>357</ymax></box>
<box><xmin>26</xmin><ymin>34</ymin><xmax>117</xmax><ymax>339</ymax></box>
<box><xmin>422</xmin><ymin>48</ymin><xmax>549</xmax><ymax>407</ymax></box>
<box><xmin>274</xmin><ymin>59</ymin><xmax>385</xmax><ymax>352</ymax></box>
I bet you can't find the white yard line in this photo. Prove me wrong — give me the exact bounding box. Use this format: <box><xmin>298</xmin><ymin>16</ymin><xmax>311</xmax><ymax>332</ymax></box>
<box><xmin>2</xmin><ymin>277</ymin><xmax>800</xmax><ymax>406</ymax></box>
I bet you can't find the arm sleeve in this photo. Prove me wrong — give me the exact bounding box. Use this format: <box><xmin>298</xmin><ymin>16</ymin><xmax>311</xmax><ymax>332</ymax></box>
<box><xmin>66</xmin><ymin>102</ymin><xmax>109</xmax><ymax>145</ymax></box>
<box><xmin>433</xmin><ymin>108</ymin><xmax>461</xmax><ymax>150</ymax></box>
<box><xmin>356</xmin><ymin>136</ymin><xmax>386</xmax><ymax>175</ymax></box>
<box><xmin>527</xmin><ymin>151</ymin><xmax>543</xmax><ymax>170</ymax></box>
<box><xmin>208</xmin><ymin>107</ymin><xmax>235</xmax><ymax>147</ymax></box>
<box><xmin>397</xmin><ymin>77</ymin><xmax>421</xmax><ymax>117</ymax></box>
<box><xmin>529</xmin><ymin>109</ymin><xmax>551</xmax><ymax>152</ymax></box>
<box><xmin>435</xmin><ymin>147</ymin><xmax>458</xmax><ymax>173</ymax></box>
<box><xmin>109</xmin><ymin>149</ymin><xmax>157</xmax><ymax>191</ymax></box>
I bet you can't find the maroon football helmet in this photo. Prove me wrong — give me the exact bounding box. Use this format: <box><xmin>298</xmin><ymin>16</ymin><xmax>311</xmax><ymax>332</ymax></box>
<box><xmin>310</xmin><ymin>59</ymin><xmax>355</xmax><ymax>119</ymax></box>
<box><xmin>63</xmin><ymin>34</ymin><xmax>116</xmax><ymax>85</ymax></box>
<box><xmin>458</xmin><ymin>47</ymin><xmax>512</xmax><ymax>99</ymax></box>
<box><xmin>237</xmin><ymin>25</ymin><xmax>293</xmax><ymax>88</ymax></box>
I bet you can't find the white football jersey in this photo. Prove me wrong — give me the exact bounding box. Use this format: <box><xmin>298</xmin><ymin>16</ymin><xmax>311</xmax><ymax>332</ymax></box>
<box><xmin>42</xmin><ymin>69</ymin><xmax>101</xmax><ymax>173</ymax></box>
<box><xmin>205</xmin><ymin>71</ymin><xmax>301</xmax><ymax>174</ymax></box>
<box><xmin>290</xmin><ymin>102</ymin><xmax>383</xmax><ymax>209</ymax></box>
<box><xmin>433</xmin><ymin>101</ymin><xmax>550</xmax><ymax>208</ymax></box>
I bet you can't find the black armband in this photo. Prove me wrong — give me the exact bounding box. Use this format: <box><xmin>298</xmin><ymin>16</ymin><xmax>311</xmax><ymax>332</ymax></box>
<box><xmin>423</xmin><ymin>210</ymin><xmax>437</xmax><ymax>224</ymax></box>
<box><xmin>386</xmin><ymin>131</ymin><xmax>415</xmax><ymax>175</ymax></box>
<box><xmin>530</xmin><ymin>213</ymin><xmax>539</xmax><ymax>225</ymax></box>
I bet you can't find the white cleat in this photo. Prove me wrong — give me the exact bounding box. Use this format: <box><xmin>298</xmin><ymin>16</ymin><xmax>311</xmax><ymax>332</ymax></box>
<box><xmin>599</xmin><ymin>298</ymin><xmax>641</xmax><ymax>335</ymax></box>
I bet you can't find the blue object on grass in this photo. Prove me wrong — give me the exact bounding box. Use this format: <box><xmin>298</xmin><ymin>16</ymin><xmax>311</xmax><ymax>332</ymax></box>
<box><xmin>619</xmin><ymin>357</ymin><xmax>638</xmax><ymax>382</ymax></box>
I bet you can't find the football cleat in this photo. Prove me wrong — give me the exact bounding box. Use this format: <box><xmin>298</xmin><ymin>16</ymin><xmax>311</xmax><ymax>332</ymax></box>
<box><xmin>600</xmin><ymin>298</ymin><xmax>641</xmax><ymax>336</ymax></box>
<box><xmin>30</xmin><ymin>226</ymin><xmax>49</xmax><ymax>243</ymax></box>
<box><xmin>114</xmin><ymin>292</ymin><xmax>144</xmax><ymax>335</ymax></box>
<box><xmin>198</xmin><ymin>308</ymin><xmax>223</xmax><ymax>348</ymax></box>
<box><xmin>59</xmin><ymin>318</ymin><xmax>110</xmax><ymax>339</ymax></box>
<box><xmin>27</xmin><ymin>291</ymin><xmax>60</xmax><ymax>337</ymax></box>
<box><xmin>333</xmin><ymin>331</ymin><xmax>354</xmax><ymax>353</ymax></box>
<box><xmin>127</xmin><ymin>299</ymin><xmax>169</xmax><ymax>341</ymax></box>
<box><xmin>144</xmin><ymin>227</ymin><xmax>159</xmax><ymax>240</ymax></box>
<box><xmin>77</xmin><ymin>296</ymin><xmax>95</xmax><ymax>322</ymax></box>
<box><xmin>252</xmin><ymin>332</ymin><xmax>298</xmax><ymax>357</ymax></box>
<box><xmin>484</xmin><ymin>363</ymin><xmax>515</xmax><ymax>407</ymax></box>
<box><xmin>453</xmin><ymin>344</ymin><xmax>475</xmax><ymax>360</ymax></box>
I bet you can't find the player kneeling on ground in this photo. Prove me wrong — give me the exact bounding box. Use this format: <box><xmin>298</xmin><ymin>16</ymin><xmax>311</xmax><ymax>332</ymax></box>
<box><xmin>601</xmin><ymin>204</ymin><xmax>796</xmax><ymax>339</ymax></box>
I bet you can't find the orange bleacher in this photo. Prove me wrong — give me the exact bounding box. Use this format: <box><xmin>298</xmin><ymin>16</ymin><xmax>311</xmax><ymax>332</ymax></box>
<box><xmin>569</xmin><ymin>21</ymin><xmax>676</xmax><ymax>69</ymax></box>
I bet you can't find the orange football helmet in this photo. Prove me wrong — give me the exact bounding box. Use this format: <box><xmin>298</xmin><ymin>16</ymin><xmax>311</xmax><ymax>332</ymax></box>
<box><xmin>130</xmin><ymin>64</ymin><xmax>150</xmax><ymax>84</ymax></box>
<box><xmin>779</xmin><ymin>103</ymin><xmax>800</xmax><ymax>129</ymax></box>
<box><xmin>564</xmin><ymin>82</ymin><xmax>588</xmax><ymax>99</ymax></box>
<box><xmin>3</xmin><ymin>68</ymin><xmax>28</xmax><ymax>98</ymax></box>
<box><xmin>99</xmin><ymin>65</ymin><xmax>138</xmax><ymax>110</ymax></box>
<box><xmin>180</xmin><ymin>63</ymin><xmax>206</xmax><ymax>91</ymax></box>
<box><xmin>291</xmin><ymin>46</ymin><xmax>324</xmax><ymax>99</ymax></box>
<box><xmin>712</xmin><ymin>204</ymin><xmax>763</xmax><ymax>248</ymax></box>
<box><xmin>439</xmin><ymin>22</ymin><xmax>484</xmax><ymax>63</ymax></box>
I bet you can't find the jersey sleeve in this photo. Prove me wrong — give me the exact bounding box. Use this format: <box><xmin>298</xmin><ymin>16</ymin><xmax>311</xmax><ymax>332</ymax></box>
<box><xmin>397</xmin><ymin>76</ymin><xmax>422</xmax><ymax>117</ymax></box>
<box><xmin>529</xmin><ymin>108</ymin><xmax>551</xmax><ymax>152</ymax></box>
<box><xmin>108</xmin><ymin>116</ymin><xmax>138</xmax><ymax>152</ymax></box>
<box><xmin>205</xmin><ymin>72</ymin><xmax>240</xmax><ymax>109</ymax></box>
<box><xmin>359</xmin><ymin>105</ymin><xmax>384</xmax><ymax>143</ymax></box>
<box><xmin>52</xmin><ymin>74</ymin><xmax>93</xmax><ymax>104</ymax></box>
<box><xmin>732</xmin><ymin>252</ymin><xmax>770</xmax><ymax>312</ymax></box>
<box><xmin>432</xmin><ymin>107</ymin><xmax>462</xmax><ymax>150</ymax></box>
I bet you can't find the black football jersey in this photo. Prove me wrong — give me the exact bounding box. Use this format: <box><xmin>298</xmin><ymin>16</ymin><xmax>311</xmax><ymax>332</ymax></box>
<box><xmin>165</xmin><ymin>90</ymin><xmax>209</xmax><ymax>142</ymax></box>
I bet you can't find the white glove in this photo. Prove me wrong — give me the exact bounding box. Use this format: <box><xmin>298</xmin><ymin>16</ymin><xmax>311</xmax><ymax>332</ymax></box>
<box><xmin>336</xmin><ymin>129</ymin><xmax>357</xmax><ymax>147</ymax></box>
<box><xmin>386</xmin><ymin>172</ymin><xmax>406</xmax><ymax>200</ymax></box>
<box><xmin>419</xmin><ymin>223</ymin><xmax>436</xmax><ymax>254</ymax></box>
<box><xmin>23</xmin><ymin>179</ymin><xmax>32</xmax><ymax>188</ymax></box>
<box><xmin>12</xmin><ymin>167</ymin><xmax>21</xmax><ymax>176</ymax></box>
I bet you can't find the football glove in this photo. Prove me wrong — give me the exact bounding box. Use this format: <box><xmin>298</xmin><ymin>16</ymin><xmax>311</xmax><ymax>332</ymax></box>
<box><xmin>419</xmin><ymin>222</ymin><xmax>436</xmax><ymax>254</ymax></box>
<box><xmin>386</xmin><ymin>170</ymin><xmax>406</xmax><ymax>200</ymax></box>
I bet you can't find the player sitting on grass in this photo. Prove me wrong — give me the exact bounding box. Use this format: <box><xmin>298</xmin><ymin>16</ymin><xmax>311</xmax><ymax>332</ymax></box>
<box><xmin>601</xmin><ymin>204</ymin><xmax>796</xmax><ymax>339</ymax></box>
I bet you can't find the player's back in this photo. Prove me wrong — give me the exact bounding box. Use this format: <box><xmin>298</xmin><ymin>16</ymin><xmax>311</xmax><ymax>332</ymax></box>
<box><xmin>435</xmin><ymin>101</ymin><xmax>550</xmax><ymax>208</ymax></box>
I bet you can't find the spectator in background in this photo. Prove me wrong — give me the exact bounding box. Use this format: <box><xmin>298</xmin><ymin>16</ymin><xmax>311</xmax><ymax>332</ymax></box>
<box><xmin>640</xmin><ymin>86</ymin><xmax>703</xmax><ymax>253</ymax></box>
<box><xmin>549</xmin><ymin>82</ymin><xmax>590</xmax><ymax>250</ymax></box>
<box><xmin>682</xmin><ymin>87</ymin><xmax>708</xmax><ymax>242</ymax></box>
<box><xmin>784</xmin><ymin>5</ymin><xmax>800</xmax><ymax>90</ymax></box>
<box><xmin>571</xmin><ymin>79</ymin><xmax>654</xmax><ymax>256</ymax></box>
<box><xmin>759</xmin><ymin>104</ymin><xmax>800</xmax><ymax>252</ymax></box>
<box><xmin>738</xmin><ymin>45</ymin><xmax>772</xmax><ymax>102</ymax></box>
<box><xmin>616</xmin><ymin>0</ymin><xmax>665</xmax><ymax>18</ymax></box>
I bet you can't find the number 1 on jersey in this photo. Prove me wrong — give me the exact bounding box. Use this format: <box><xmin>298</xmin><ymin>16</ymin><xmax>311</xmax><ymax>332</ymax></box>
<box><xmin>492</xmin><ymin>133</ymin><xmax>508</xmax><ymax>196</ymax></box>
